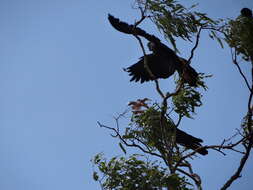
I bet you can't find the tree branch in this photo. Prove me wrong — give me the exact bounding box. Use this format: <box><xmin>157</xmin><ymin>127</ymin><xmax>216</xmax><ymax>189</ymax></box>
<box><xmin>220</xmin><ymin>51</ymin><xmax>253</xmax><ymax>190</ymax></box>
<box><xmin>231</xmin><ymin>49</ymin><xmax>251</xmax><ymax>92</ymax></box>
<box><xmin>188</xmin><ymin>26</ymin><xmax>203</xmax><ymax>64</ymax></box>
<box><xmin>97</xmin><ymin>121</ymin><xmax>163</xmax><ymax>159</ymax></box>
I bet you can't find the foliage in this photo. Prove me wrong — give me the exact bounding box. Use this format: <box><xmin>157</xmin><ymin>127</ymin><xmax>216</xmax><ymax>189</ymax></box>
<box><xmin>92</xmin><ymin>153</ymin><xmax>192</xmax><ymax>190</ymax></box>
<box><xmin>137</xmin><ymin>0</ymin><xmax>219</xmax><ymax>51</ymax></box>
<box><xmin>224</xmin><ymin>16</ymin><xmax>253</xmax><ymax>61</ymax></box>
<box><xmin>172</xmin><ymin>86</ymin><xmax>202</xmax><ymax>118</ymax></box>
<box><xmin>93</xmin><ymin>1</ymin><xmax>253</xmax><ymax>190</ymax></box>
<box><xmin>241</xmin><ymin>113</ymin><xmax>253</xmax><ymax>148</ymax></box>
<box><xmin>172</xmin><ymin>73</ymin><xmax>210</xmax><ymax>118</ymax></box>
<box><xmin>126</xmin><ymin>105</ymin><xmax>177</xmax><ymax>154</ymax></box>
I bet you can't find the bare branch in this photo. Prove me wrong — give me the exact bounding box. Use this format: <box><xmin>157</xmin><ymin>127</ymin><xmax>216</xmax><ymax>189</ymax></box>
<box><xmin>188</xmin><ymin>26</ymin><xmax>203</xmax><ymax>64</ymax></box>
<box><xmin>176</xmin><ymin>168</ymin><xmax>202</xmax><ymax>190</ymax></box>
<box><xmin>231</xmin><ymin>49</ymin><xmax>251</xmax><ymax>92</ymax></box>
<box><xmin>174</xmin><ymin>134</ymin><xmax>248</xmax><ymax>170</ymax></box>
<box><xmin>97</xmin><ymin>122</ymin><xmax>163</xmax><ymax>159</ymax></box>
<box><xmin>220</xmin><ymin>55</ymin><xmax>253</xmax><ymax>190</ymax></box>
<box><xmin>220</xmin><ymin>138</ymin><xmax>253</xmax><ymax>190</ymax></box>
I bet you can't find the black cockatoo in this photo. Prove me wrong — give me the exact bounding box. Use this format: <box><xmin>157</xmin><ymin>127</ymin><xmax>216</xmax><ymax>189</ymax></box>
<box><xmin>241</xmin><ymin>8</ymin><xmax>252</xmax><ymax>18</ymax></box>
<box><xmin>176</xmin><ymin>128</ymin><xmax>208</xmax><ymax>155</ymax></box>
<box><xmin>108</xmin><ymin>14</ymin><xmax>199</xmax><ymax>86</ymax></box>
<box><xmin>128</xmin><ymin>100</ymin><xmax>208</xmax><ymax>156</ymax></box>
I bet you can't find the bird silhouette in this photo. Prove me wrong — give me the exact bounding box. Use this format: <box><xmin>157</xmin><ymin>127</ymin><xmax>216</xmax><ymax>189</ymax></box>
<box><xmin>108</xmin><ymin>14</ymin><xmax>199</xmax><ymax>86</ymax></box>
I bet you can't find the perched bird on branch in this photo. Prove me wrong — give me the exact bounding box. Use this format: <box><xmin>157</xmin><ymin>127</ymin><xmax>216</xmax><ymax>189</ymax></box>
<box><xmin>129</xmin><ymin>99</ymin><xmax>208</xmax><ymax>155</ymax></box>
<box><xmin>176</xmin><ymin>128</ymin><xmax>208</xmax><ymax>155</ymax></box>
<box><xmin>108</xmin><ymin>14</ymin><xmax>199</xmax><ymax>86</ymax></box>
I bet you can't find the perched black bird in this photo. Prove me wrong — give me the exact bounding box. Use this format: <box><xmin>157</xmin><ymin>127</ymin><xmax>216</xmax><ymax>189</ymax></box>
<box><xmin>136</xmin><ymin>106</ymin><xmax>208</xmax><ymax>156</ymax></box>
<box><xmin>153</xmin><ymin>125</ymin><xmax>208</xmax><ymax>156</ymax></box>
<box><xmin>241</xmin><ymin>8</ymin><xmax>252</xmax><ymax>18</ymax></box>
<box><xmin>108</xmin><ymin>14</ymin><xmax>199</xmax><ymax>86</ymax></box>
<box><xmin>176</xmin><ymin>128</ymin><xmax>208</xmax><ymax>155</ymax></box>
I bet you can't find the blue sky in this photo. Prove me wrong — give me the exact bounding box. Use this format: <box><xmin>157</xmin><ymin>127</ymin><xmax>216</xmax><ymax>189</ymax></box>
<box><xmin>0</xmin><ymin>0</ymin><xmax>252</xmax><ymax>189</ymax></box>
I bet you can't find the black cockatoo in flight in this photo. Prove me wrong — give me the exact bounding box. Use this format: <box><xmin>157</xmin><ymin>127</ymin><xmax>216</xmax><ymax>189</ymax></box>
<box><xmin>108</xmin><ymin>14</ymin><xmax>199</xmax><ymax>86</ymax></box>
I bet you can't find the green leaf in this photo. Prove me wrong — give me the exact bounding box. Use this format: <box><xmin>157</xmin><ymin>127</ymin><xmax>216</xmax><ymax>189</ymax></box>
<box><xmin>119</xmin><ymin>142</ymin><xmax>127</xmax><ymax>154</ymax></box>
<box><xmin>93</xmin><ymin>172</ymin><xmax>99</xmax><ymax>181</ymax></box>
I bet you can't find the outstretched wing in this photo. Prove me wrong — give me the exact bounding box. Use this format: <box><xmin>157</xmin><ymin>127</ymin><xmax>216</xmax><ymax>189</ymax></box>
<box><xmin>126</xmin><ymin>57</ymin><xmax>151</xmax><ymax>83</ymax></box>
<box><xmin>108</xmin><ymin>14</ymin><xmax>161</xmax><ymax>43</ymax></box>
<box><xmin>126</xmin><ymin>54</ymin><xmax>177</xmax><ymax>83</ymax></box>
<box><xmin>108</xmin><ymin>14</ymin><xmax>199</xmax><ymax>87</ymax></box>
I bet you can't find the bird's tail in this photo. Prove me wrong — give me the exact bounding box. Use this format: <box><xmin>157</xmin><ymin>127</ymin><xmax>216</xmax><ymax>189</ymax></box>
<box><xmin>176</xmin><ymin>128</ymin><xmax>208</xmax><ymax>155</ymax></box>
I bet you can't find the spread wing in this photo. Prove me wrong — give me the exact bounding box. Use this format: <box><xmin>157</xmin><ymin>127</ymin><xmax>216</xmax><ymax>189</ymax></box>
<box><xmin>125</xmin><ymin>54</ymin><xmax>177</xmax><ymax>83</ymax></box>
<box><xmin>108</xmin><ymin>14</ymin><xmax>199</xmax><ymax>86</ymax></box>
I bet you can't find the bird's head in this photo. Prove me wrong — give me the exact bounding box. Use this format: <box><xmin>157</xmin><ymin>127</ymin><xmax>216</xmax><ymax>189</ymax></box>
<box><xmin>241</xmin><ymin>8</ymin><xmax>252</xmax><ymax>18</ymax></box>
<box><xmin>147</xmin><ymin>42</ymin><xmax>156</xmax><ymax>52</ymax></box>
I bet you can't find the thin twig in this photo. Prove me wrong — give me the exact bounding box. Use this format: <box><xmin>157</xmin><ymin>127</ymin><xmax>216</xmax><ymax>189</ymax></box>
<box><xmin>174</xmin><ymin>135</ymin><xmax>247</xmax><ymax>170</ymax></box>
<box><xmin>220</xmin><ymin>138</ymin><xmax>253</xmax><ymax>190</ymax></box>
<box><xmin>188</xmin><ymin>26</ymin><xmax>203</xmax><ymax>64</ymax></box>
<box><xmin>176</xmin><ymin>168</ymin><xmax>202</xmax><ymax>190</ymax></box>
<box><xmin>97</xmin><ymin>122</ymin><xmax>163</xmax><ymax>159</ymax></box>
<box><xmin>231</xmin><ymin>49</ymin><xmax>251</xmax><ymax>92</ymax></box>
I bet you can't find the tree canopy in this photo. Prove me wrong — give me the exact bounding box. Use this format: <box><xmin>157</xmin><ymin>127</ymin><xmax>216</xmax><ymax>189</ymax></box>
<box><xmin>92</xmin><ymin>1</ymin><xmax>253</xmax><ymax>189</ymax></box>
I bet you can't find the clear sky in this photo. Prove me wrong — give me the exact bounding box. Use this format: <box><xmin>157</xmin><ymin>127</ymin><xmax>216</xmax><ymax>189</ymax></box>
<box><xmin>0</xmin><ymin>0</ymin><xmax>252</xmax><ymax>189</ymax></box>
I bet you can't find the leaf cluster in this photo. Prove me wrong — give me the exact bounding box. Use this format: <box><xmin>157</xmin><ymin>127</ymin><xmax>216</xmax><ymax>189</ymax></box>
<box><xmin>241</xmin><ymin>113</ymin><xmax>253</xmax><ymax>148</ymax></box>
<box><xmin>92</xmin><ymin>153</ymin><xmax>192</xmax><ymax>190</ymax></box>
<box><xmin>137</xmin><ymin>0</ymin><xmax>218</xmax><ymax>51</ymax></box>
<box><xmin>125</xmin><ymin>106</ymin><xmax>177</xmax><ymax>153</ymax></box>
<box><xmin>172</xmin><ymin>86</ymin><xmax>202</xmax><ymax>118</ymax></box>
<box><xmin>172</xmin><ymin>73</ymin><xmax>210</xmax><ymax>118</ymax></box>
<box><xmin>225</xmin><ymin>16</ymin><xmax>253</xmax><ymax>61</ymax></box>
